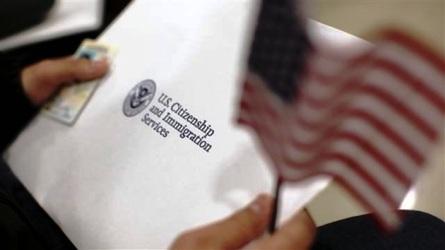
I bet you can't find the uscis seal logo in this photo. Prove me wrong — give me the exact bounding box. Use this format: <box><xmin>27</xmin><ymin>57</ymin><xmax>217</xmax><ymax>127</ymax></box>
<box><xmin>123</xmin><ymin>79</ymin><xmax>156</xmax><ymax>117</ymax></box>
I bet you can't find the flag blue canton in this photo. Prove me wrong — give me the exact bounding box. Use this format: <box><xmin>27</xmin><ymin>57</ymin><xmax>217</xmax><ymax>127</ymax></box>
<box><xmin>248</xmin><ymin>0</ymin><xmax>311</xmax><ymax>101</ymax></box>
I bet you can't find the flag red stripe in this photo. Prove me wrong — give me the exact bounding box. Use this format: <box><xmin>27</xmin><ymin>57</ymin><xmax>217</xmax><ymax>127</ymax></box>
<box><xmin>303</xmin><ymin>52</ymin><xmax>372</xmax><ymax>86</ymax></box>
<box><xmin>382</xmin><ymin>30</ymin><xmax>445</xmax><ymax>73</ymax></box>
<box><xmin>304</xmin><ymin>58</ymin><xmax>445</xmax><ymax>114</ymax></box>
<box><xmin>242</xmin><ymin>96</ymin><xmax>419</xmax><ymax>185</ymax></box>
<box><xmin>240</xmin><ymin>98</ymin><xmax>280</xmax><ymax>120</ymax></box>
<box><xmin>287</xmin><ymin>131</ymin><xmax>413</xmax><ymax>185</ymax></box>
<box><xmin>241</xmin><ymin>101</ymin><xmax>423</xmax><ymax>183</ymax></box>
<box><xmin>240</xmin><ymin>110</ymin><xmax>402</xmax><ymax>207</ymax></box>
<box><xmin>293</xmin><ymin>108</ymin><xmax>425</xmax><ymax>164</ymax></box>
<box><xmin>240</xmin><ymin>88</ymin><xmax>425</xmax><ymax>164</ymax></box>
<box><xmin>330</xmin><ymin>172</ymin><xmax>401</xmax><ymax>230</ymax></box>
<box><xmin>299</xmin><ymin>82</ymin><xmax>439</xmax><ymax>140</ymax></box>
<box><xmin>371</xmin><ymin>59</ymin><xmax>445</xmax><ymax>111</ymax></box>
<box><xmin>283</xmin><ymin>152</ymin><xmax>399</xmax><ymax>208</ymax></box>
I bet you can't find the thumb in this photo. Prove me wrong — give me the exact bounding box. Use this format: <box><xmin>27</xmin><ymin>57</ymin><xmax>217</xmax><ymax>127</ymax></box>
<box><xmin>21</xmin><ymin>57</ymin><xmax>109</xmax><ymax>104</ymax></box>
<box><xmin>37</xmin><ymin>57</ymin><xmax>109</xmax><ymax>86</ymax></box>
<box><xmin>256</xmin><ymin>209</ymin><xmax>316</xmax><ymax>250</ymax></box>
<box><xmin>171</xmin><ymin>194</ymin><xmax>272</xmax><ymax>250</ymax></box>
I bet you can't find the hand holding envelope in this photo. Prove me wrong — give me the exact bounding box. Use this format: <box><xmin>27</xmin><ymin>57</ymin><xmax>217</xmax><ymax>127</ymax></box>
<box><xmin>16</xmin><ymin>44</ymin><xmax>316</xmax><ymax>250</ymax></box>
<box><xmin>6</xmin><ymin>0</ymin><xmax>329</xmax><ymax>247</ymax></box>
<box><xmin>21</xmin><ymin>57</ymin><xmax>109</xmax><ymax>105</ymax></box>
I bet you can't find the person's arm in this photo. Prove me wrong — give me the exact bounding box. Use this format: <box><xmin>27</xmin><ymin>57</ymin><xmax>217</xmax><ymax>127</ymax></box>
<box><xmin>0</xmin><ymin>54</ymin><xmax>108</xmax><ymax>152</ymax></box>
<box><xmin>0</xmin><ymin>54</ymin><xmax>38</xmax><ymax>153</ymax></box>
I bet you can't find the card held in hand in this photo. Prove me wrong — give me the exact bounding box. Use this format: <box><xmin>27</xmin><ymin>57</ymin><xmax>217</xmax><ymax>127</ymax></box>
<box><xmin>43</xmin><ymin>39</ymin><xmax>116</xmax><ymax>125</ymax></box>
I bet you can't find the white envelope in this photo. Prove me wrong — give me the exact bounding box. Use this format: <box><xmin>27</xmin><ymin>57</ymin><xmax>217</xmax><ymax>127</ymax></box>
<box><xmin>5</xmin><ymin>0</ymin><xmax>366</xmax><ymax>248</ymax></box>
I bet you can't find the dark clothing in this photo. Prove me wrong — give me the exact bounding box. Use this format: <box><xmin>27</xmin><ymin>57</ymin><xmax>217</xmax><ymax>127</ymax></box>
<box><xmin>0</xmin><ymin>0</ymin><xmax>55</xmax><ymax>39</ymax></box>
<box><xmin>312</xmin><ymin>210</ymin><xmax>445</xmax><ymax>250</ymax></box>
<box><xmin>0</xmin><ymin>52</ymin><xmax>76</xmax><ymax>249</ymax></box>
<box><xmin>0</xmin><ymin>159</ymin><xmax>76</xmax><ymax>250</ymax></box>
<box><xmin>0</xmin><ymin>53</ymin><xmax>38</xmax><ymax>153</ymax></box>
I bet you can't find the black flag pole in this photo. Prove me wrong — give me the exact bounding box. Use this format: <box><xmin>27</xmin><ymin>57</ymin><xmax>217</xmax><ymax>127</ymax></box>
<box><xmin>268</xmin><ymin>176</ymin><xmax>283</xmax><ymax>234</ymax></box>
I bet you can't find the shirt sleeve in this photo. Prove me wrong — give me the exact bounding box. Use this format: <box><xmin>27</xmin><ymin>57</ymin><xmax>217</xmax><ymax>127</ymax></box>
<box><xmin>0</xmin><ymin>53</ymin><xmax>38</xmax><ymax>153</ymax></box>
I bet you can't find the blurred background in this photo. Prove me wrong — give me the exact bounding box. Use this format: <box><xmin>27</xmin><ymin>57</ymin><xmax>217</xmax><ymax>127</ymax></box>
<box><xmin>313</xmin><ymin>0</ymin><xmax>444</xmax><ymax>52</ymax></box>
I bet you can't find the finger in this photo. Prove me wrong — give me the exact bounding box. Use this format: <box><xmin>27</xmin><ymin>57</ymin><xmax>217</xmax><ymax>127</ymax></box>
<box><xmin>256</xmin><ymin>209</ymin><xmax>316</xmax><ymax>250</ymax></box>
<box><xmin>171</xmin><ymin>194</ymin><xmax>272</xmax><ymax>250</ymax></box>
<box><xmin>208</xmin><ymin>194</ymin><xmax>272</xmax><ymax>249</ymax></box>
<box><xmin>35</xmin><ymin>57</ymin><xmax>109</xmax><ymax>87</ymax></box>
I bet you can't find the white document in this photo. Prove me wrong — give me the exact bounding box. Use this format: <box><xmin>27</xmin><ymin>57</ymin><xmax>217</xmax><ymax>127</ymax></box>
<box><xmin>4</xmin><ymin>0</ymin><xmax>370</xmax><ymax>248</ymax></box>
<box><xmin>0</xmin><ymin>0</ymin><xmax>103</xmax><ymax>51</ymax></box>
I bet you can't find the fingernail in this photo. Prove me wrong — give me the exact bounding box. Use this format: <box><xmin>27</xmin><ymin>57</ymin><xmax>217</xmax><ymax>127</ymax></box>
<box><xmin>91</xmin><ymin>59</ymin><xmax>108</xmax><ymax>70</ymax></box>
<box><xmin>249</xmin><ymin>194</ymin><xmax>270</xmax><ymax>215</ymax></box>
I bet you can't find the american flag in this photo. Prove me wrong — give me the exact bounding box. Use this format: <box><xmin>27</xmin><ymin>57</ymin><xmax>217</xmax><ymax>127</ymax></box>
<box><xmin>238</xmin><ymin>0</ymin><xmax>445</xmax><ymax>229</ymax></box>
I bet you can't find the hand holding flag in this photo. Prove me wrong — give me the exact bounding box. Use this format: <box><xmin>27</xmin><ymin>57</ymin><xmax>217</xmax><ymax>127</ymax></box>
<box><xmin>238</xmin><ymin>0</ymin><xmax>445</xmax><ymax>230</ymax></box>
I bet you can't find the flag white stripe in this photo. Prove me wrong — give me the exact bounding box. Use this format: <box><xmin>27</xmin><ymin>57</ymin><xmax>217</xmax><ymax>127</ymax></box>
<box><xmin>284</xmin><ymin>118</ymin><xmax>421</xmax><ymax>180</ymax></box>
<box><xmin>363</xmin><ymin>69</ymin><xmax>444</xmax><ymax>130</ymax></box>
<box><xmin>302</xmin><ymin>68</ymin><xmax>443</xmax><ymax>133</ymax></box>
<box><xmin>240</xmin><ymin>78</ymin><xmax>426</xmax><ymax>180</ymax></box>
<box><xmin>295</xmin><ymin>94</ymin><xmax>431</xmax><ymax>155</ymax></box>
<box><xmin>375</xmin><ymin>42</ymin><xmax>445</xmax><ymax>99</ymax></box>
